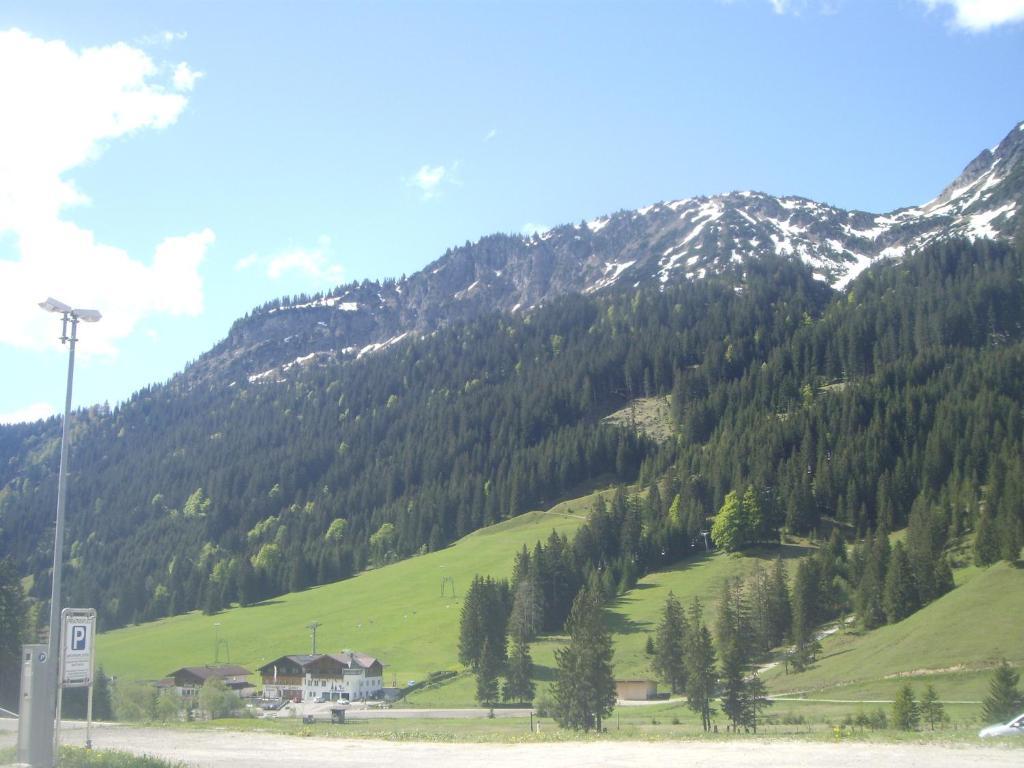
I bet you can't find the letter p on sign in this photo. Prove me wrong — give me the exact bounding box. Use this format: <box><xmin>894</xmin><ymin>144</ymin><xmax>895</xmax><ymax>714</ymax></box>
<box><xmin>71</xmin><ymin>625</ymin><xmax>87</xmax><ymax>651</ymax></box>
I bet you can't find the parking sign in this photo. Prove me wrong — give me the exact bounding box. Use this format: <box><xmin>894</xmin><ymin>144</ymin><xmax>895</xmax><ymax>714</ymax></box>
<box><xmin>60</xmin><ymin>609</ymin><xmax>96</xmax><ymax>688</ymax></box>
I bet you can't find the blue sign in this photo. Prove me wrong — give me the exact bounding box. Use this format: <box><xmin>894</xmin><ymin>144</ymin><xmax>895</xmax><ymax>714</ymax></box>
<box><xmin>71</xmin><ymin>625</ymin><xmax>87</xmax><ymax>651</ymax></box>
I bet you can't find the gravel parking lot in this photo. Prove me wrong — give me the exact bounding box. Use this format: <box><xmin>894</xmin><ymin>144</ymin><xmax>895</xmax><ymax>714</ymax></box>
<box><xmin>3</xmin><ymin>723</ymin><xmax>1020</xmax><ymax>768</ymax></box>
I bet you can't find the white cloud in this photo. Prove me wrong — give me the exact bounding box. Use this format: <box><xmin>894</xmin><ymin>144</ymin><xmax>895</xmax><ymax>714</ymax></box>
<box><xmin>173</xmin><ymin>62</ymin><xmax>204</xmax><ymax>91</ymax></box>
<box><xmin>0</xmin><ymin>402</ymin><xmax>55</xmax><ymax>425</ymax></box>
<box><xmin>521</xmin><ymin>222</ymin><xmax>550</xmax><ymax>237</ymax></box>
<box><xmin>245</xmin><ymin>236</ymin><xmax>344</xmax><ymax>283</ymax></box>
<box><xmin>138</xmin><ymin>30</ymin><xmax>188</xmax><ymax>47</ymax></box>
<box><xmin>484</xmin><ymin>128</ymin><xmax>498</xmax><ymax>142</ymax></box>
<box><xmin>234</xmin><ymin>253</ymin><xmax>259</xmax><ymax>271</ymax></box>
<box><xmin>920</xmin><ymin>0</ymin><xmax>1024</xmax><ymax>30</ymax></box>
<box><xmin>0</xmin><ymin>28</ymin><xmax>212</xmax><ymax>356</ymax></box>
<box><xmin>408</xmin><ymin>164</ymin><xmax>448</xmax><ymax>199</ymax></box>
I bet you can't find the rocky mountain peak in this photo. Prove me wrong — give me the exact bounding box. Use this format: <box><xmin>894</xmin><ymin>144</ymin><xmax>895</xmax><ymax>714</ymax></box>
<box><xmin>187</xmin><ymin>121</ymin><xmax>1024</xmax><ymax>389</ymax></box>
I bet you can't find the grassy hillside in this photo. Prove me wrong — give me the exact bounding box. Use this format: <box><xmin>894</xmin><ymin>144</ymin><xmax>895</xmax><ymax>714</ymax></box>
<box><xmin>100</xmin><ymin>486</ymin><xmax>1022</xmax><ymax>715</ymax></box>
<box><xmin>97</xmin><ymin>495</ymin><xmax>598</xmax><ymax>684</ymax></box>
<box><xmin>406</xmin><ymin>545</ymin><xmax>813</xmax><ymax>706</ymax></box>
<box><xmin>763</xmin><ymin>561</ymin><xmax>1024</xmax><ymax>701</ymax></box>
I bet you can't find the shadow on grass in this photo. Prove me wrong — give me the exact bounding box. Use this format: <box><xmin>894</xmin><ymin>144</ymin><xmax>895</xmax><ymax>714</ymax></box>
<box><xmin>532</xmin><ymin>663</ymin><xmax>558</xmax><ymax>683</ymax></box>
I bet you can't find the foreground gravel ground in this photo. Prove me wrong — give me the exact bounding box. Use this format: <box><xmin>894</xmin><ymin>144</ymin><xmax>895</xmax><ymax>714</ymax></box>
<box><xmin>4</xmin><ymin>724</ymin><xmax>1017</xmax><ymax>768</ymax></box>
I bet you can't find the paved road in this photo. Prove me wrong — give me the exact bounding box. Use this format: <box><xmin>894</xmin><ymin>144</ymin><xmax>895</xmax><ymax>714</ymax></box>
<box><xmin>4</xmin><ymin>723</ymin><xmax>1022</xmax><ymax>768</ymax></box>
<box><xmin>283</xmin><ymin>705</ymin><xmax>533</xmax><ymax>720</ymax></box>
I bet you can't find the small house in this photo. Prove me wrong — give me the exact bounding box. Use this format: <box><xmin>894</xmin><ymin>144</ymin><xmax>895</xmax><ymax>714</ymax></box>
<box><xmin>615</xmin><ymin>679</ymin><xmax>658</xmax><ymax>701</ymax></box>
<box><xmin>164</xmin><ymin>665</ymin><xmax>253</xmax><ymax>700</ymax></box>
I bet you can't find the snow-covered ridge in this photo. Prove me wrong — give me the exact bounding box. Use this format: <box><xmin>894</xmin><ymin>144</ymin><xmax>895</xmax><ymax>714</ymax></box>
<box><xmin>236</xmin><ymin>121</ymin><xmax>1022</xmax><ymax>389</ymax></box>
<box><xmin>268</xmin><ymin>296</ymin><xmax>358</xmax><ymax>313</ymax></box>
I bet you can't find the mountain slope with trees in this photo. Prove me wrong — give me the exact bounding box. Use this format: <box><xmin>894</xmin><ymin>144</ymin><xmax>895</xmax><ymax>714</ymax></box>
<box><xmin>0</xmin><ymin>122</ymin><xmax>1022</xmax><ymax>646</ymax></box>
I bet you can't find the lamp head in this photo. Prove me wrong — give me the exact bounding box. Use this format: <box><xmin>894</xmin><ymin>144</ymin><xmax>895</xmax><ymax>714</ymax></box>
<box><xmin>38</xmin><ymin>298</ymin><xmax>102</xmax><ymax>322</ymax></box>
<box><xmin>39</xmin><ymin>297</ymin><xmax>73</xmax><ymax>314</ymax></box>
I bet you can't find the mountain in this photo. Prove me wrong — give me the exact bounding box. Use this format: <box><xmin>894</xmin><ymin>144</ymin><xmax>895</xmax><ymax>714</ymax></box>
<box><xmin>192</xmin><ymin>121</ymin><xmax>1024</xmax><ymax>388</ymax></box>
<box><xmin>1</xmin><ymin>123</ymin><xmax>1023</xmax><ymax>634</ymax></box>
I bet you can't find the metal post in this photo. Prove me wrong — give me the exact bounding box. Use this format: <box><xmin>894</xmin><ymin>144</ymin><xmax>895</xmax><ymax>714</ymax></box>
<box><xmin>47</xmin><ymin>315</ymin><xmax>77</xmax><ymax>767</ymax></box>
<box><xmin>85</xmin><ymin>679</ymin><xmax>93</xmax><ymax>750</ymax></box>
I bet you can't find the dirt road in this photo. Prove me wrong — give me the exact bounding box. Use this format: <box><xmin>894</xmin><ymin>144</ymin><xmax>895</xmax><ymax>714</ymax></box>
<box><xmin>7</xmin><ymin>724</ymin><xmax>1017</xmax><ymax>768</ymax></box>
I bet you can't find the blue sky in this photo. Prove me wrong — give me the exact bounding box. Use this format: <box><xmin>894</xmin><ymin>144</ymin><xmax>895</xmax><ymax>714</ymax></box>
<box><xmin>1</xmin><ymin>0</ymin><xmax>1023</xmax><ymax>422</ymax></box>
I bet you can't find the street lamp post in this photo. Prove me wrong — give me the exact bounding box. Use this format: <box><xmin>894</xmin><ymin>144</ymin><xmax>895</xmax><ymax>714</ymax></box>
<box><xmin>25</xmin><ymin>298</ymin><xmax>101</xmax><ymax>768</ymax></box>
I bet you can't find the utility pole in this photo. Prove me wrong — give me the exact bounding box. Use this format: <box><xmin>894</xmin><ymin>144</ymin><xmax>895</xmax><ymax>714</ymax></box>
<box><xmin>19</xmin><ymin>299</ymin><xmax>100</xmax><ymax>768</ymax></box>
<box><xmin>307</xmin><ymin>622</ymin><xmax>321</xmax><ymax>654</ymax></box>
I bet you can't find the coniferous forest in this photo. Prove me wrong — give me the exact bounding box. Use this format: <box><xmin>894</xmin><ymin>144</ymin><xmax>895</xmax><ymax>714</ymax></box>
<box><xmin>0</xmin><ymin>237</ymin><xmax>1022</xmax><ymax>635</ymax></box>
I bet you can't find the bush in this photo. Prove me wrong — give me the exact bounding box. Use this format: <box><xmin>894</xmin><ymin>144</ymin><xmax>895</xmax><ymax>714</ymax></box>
<box><xmin>533</xmin><ymin>690</ymin><xmax>554</xmax><ymax>717</ymax></box>
<box><xmin>197</xmin><ymin>678</ymin><xmax>241</xmax><ymax>719</ymax></box>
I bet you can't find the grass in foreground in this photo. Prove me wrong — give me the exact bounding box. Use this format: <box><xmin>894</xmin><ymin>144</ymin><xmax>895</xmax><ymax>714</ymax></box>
<box><xmin>54</xmin><ymin>747</ymin><xmax>185</xmax><ymax>767</ymax></box>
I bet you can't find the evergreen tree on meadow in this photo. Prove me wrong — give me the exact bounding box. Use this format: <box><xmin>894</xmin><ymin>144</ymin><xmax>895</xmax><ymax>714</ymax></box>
<box><xmin>974</xmin><ymin>509</ymin><xmax>1001</xmax><ymax>566</ymax></box>
<box><xmin>503</xmin><ymin>634</ymin><xmax>535</xmax><ymax>704</ymax></box>
<box><xmin>883</xmin><ymin>542</ymin><xmax>919</xmax><ymax>624</ymax></box>
<box><xmin>475</xmin><ymin>637</ymin><xmax>501</xmax><ymax>708</ymax></box>
<box><xmin>856</xmin><ymin>529</ymin><xmax>888</xmax><ymax>630</ymax></box>
<box><xmin>982</xmin><ymin>661</ymin><xmax>1023</xmax><ymax>724</ymax></box>
<box><xmin>766</xmin><ymin>557</ymin><xmax>791</xmax><ymax>648</ymax></box>
<box><xmin>789</xmin><ymin>558</ymin><xmax>821</xmax><ymax>671</ymax></box>
<box><xmin>892</xmin><ymin>683</ymin><xmax>920</xmax><ymax>731</ymax></box>
<box><xmin>459</xmin><ymin>576</ymin><xmax>511</xmax><ymax>671</ymax></box>
<box><xmin>919</xmin><ymin>684</ymin><xmax>948</xmax><ymax>730</ymax></box>
<box><xmin>552</xmin><ymin>587</ymin><xmax>616</xmax><ymax>732</ymax></box>
<box><xmin>684</xmin><ymin>598</ymin><xmax>717</xmax><ymax>732</ymax></box>
<box><xmin>652</xmin><ymin>591</ymin><xmax>688</xmax><ymax>694</ymax></box>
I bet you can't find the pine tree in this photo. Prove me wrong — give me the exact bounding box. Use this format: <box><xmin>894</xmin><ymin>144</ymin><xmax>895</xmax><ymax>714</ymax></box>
<box><xmin>458</xmin><ymin>576</ymin><xmax>485</xmax><ymax>669</ymax></box>
<box><xmin>919</xmin><ymin>684</ymin><xmax>947</xmax><ymax>730</ymax></box>
<box><xmin>508</xmin><ymin>577</ymin><xmax>542</xmax><ymax>643</ymax></box>
<box><xmin>652</xmin><ymin>591</ymin><xmax>688</xmax><ymax>694</ymax></box>
<box><xmin>856</xmin><ymin>530</ymin><xmax>886</xmax><ymax>630</ymax></box>
<box><xmin>767</xmin><ymin>557</ymin><xmax>791</xmax><ymax>648</ymax></box>
<box><xmin>552</xmin><ymin>587</ymin><xmax>616</xmax><ymax>732</ymax></box>
<box><xmin>684</xmin><ymin>598</ymin><xmax>717</xmax><ymax>732</ymax></box>
<box><xmin>790</xmin><ymin>559</ymin><xmax>820</xmax><ymax>671</ymax></box>
<box><xmin>502</xmin><ymin>635</ymin><xmax>535</xmax><ymax>704</ymax></box>
<box><xmin>741</xmin><ymin>673</ymin><xmax>772</xmax><ymax>732</ymax></box>
<box><xmin>974</xmin><ymin>509</ymin><xmax>1000</xmax><ymax>566</ymax></box>
<box><xmin>475</xmin><ymin>637</ymin><xmax>501</xmax><ymax>708</ymax></box>
<box><xmin>892</xmin><ymin>683</ymin><xmax>920</xmax><ymax>731</ymax></box>
<box><xmin>0</xmin><ymin>556</ymin><xmax>27</xmax><ymax>713</ymax></box>
<box><xmin>883</xmin><ymin>542</ymin><xmax>919</xmax><ymax>624</ymax></box>
<box><xmin>982</xmin><ymin>661</ymin><xmax>1023</xmax><ymax>724</ymax></box>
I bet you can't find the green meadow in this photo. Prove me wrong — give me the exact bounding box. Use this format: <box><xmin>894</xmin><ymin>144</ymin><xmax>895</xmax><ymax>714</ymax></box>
<box><xmin>761</xmin><ymin>560</ymin><xmax>1024</xmax><ymax>703</ymax></box>
<box><xmin>97</xmin><ymin>497</ymin><xmax>595</xmax><ymax>685</ymax></box>
<box><xmin>98</xmin><ymin>485</ymin><xmax>1023</xmax><ymax>725</ymax></box>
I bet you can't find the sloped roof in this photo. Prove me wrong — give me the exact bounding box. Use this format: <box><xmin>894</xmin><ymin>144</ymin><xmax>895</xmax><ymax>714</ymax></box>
<box><xmin>257</xmin><ymin>652</ymin><xmax>382</xmax><ymax>675</ymax></box>
<box><xmin>167</xmin><ymin>665</ymin><xmax>251</xmax><ymax>681</ymax></box>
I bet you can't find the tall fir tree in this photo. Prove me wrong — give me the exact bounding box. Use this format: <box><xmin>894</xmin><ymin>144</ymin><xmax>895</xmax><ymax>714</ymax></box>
<box><xmin>552</xmin><ymin>587</ymin><xmax>616</xmax><ymax>732</ymax></box>
<box><xmin>475</xmin><ymin>637</ymin><xmax>501</xmax><ymax>708</ymax></box>
<box><xmin>982</xmin><ymin>661</ymin><xmax>1023</xmax><ymax>724</ymax></box>
<box><xmin>883</xmin><ymin>542</ymin><xmax>919</xmax><ymax>624</ymax></box>
<box><xmin>767</xmin><ymin>557</ymin><xmax>791</xmax><ymax>648</ymax></box>
<box><xmin>503</xmin><ymin>635</ymin><xmax>535</xmax><ymax>704</ymax></box>
<box><xmin>684</xmin><ymin>598</ymin><xmax>717</xmax><ymax>732</ymax></box>
<box><xmin>652</xmin><ymin>591</ymin><xmax>688</xmax><ymax>694</ymax></box>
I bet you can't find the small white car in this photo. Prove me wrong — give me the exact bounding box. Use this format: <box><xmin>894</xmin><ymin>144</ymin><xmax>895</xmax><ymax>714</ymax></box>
<box><xmin>979</xmin><ymin>712</ymin><xmax>1024</xmax><ymax>738</ymax></box>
